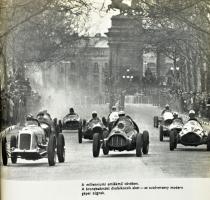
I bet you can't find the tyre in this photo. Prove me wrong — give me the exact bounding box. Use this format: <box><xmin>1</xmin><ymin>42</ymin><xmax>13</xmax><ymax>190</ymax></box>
<box><xmin>2</xmin><ymin>136</ymin><xmax>8</xmax><ymax>166</ymax></box>
<box><xmin>142</xmin><ymin>131</ymin><xmax>149</xmax><ymax>154</ymax></box>
<box><xmin>48</xmin><ymin>134</ymin><xmax>56</xmax><ymax>166</ymax></box>
<box><xmin>10</xmin><ymin>135</ymin><xmax>17</xmax><ymax>164</ymax></box>
<box><xmin>78</xmin><ymin>128</ymin><xmax>82</xmax><ymax>144</ymax></box>
<box><xmin>154</xmin><ymin>116</ymin><xmax>158</xmax><ymax>128</ymax></box>
<box><xmin>93</xmin><ymin>133</ymin><xmax>100</xmax><ymax>157</ymax></box>
<box><xmin>83</xmin><ymin>119</ymin><xmax>86</xmax><ymax>126</ymax></box>
<box><xmin>173</xmin><ymin>130</ymin><xmax>178</xmax><ymax>149</ymax></box>
<box><xmin>159</xmin><ymin>125</ymin><xmax>164</xmax><ymax>141</ymax></box>
<box><xmin>102</xmin><ymin>117</ymin><xmax>107</xmax><ymax>126</ymax></box>
<box><xmin>169</xmin><ymin>131</ymin><xmax>176</xmax><ymax>151</ymax></box>
<box><xmin>136</xmin><ymin>133</ymin><xmax>143</xmax><ymax>157</ymax></box>
<box><xmin>207</xmin><ymin>132</ymin><xmax>210</xmax><ymax>151</ymax></box>
<box><xmin>102</xmin><ymin>143</ymin><xmax>109</xmax><ymax>155</ymax></box>
<box><xmin>57</xmin><ymin>134</ymin><xmax>65</xmax><ymax>163</ymax></box>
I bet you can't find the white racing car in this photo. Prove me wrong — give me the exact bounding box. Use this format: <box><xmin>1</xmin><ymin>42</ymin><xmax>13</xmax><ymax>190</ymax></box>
<box><xmin>1</xmin><ymin>115</ymin><xmax>65</xmax><ymax>166</ymax></box>
<box><xmin>169</xmin><ymin>120</ymin><xmax>210</xmax><ymax>151</ymax></box>
<box><xmin>159</xmin><ymin>111</ymin><xmax>174</xmax><ymax>141</ymax></box>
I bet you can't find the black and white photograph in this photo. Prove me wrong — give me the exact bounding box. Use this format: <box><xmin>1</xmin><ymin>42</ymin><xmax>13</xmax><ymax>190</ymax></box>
<box><xmin>1</xmin><ymin>0</ymin><xmax>210</xmax><ymax>199</ymax></box>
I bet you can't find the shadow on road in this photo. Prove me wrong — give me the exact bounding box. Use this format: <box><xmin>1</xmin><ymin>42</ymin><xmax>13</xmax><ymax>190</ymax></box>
<box><xmin>175</xmin><ymin>148</ymin><xmax>207</xmax><ymax>152</ymax></box>
<box><xmin>100</xmin><ymin>153</ymin><xmax>137</xmax><ymax>158</ymax></box>
<box><xmin>5</xmin><ymin>162</ymin><xmax>59</xmax><ymax>168</ymax></box>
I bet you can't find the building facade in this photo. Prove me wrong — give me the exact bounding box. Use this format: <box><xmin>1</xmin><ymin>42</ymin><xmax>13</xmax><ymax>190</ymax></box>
<box><xmin>25</xmin><ymin>34</ymin><xmax>109</xmax><ymax>104</ymax></box>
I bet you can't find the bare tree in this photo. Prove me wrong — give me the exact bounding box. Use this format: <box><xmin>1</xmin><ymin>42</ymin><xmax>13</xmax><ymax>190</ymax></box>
<box><xmin>0</xmin><ymin>0</ymin><xmax>92</xmax><ymax>88</ymax></box>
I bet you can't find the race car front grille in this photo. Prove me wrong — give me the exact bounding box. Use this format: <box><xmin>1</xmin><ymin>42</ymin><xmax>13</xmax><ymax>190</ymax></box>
<box><xmin>181</xmin><ymin>132</ymin><xmax>201</xmax><ymax>144</ymax></box>
<box><xmin>65</xmin><ymin>121</ymin><xmax>79</xmax><ymax>129</ymax></box>
<box><xmin>19</xmin><ymin>134</ymin><xmax>31</xmax><ymax>150</ymax></box>
<box><xmin>108</xmin><ymin>135</ymin><xmax>127</xmax><ymax>148</ymax></box>
<box><xmin>165</xmin><ymin>119</ymin><xmax>173</xmax><ymax>125</ymax></box>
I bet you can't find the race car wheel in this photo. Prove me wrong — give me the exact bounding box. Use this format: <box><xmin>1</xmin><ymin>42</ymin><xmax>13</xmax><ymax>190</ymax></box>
<box><xmin>93</xmin><ymin>133</ymin><xmax>100</xmax><ymax>157</ymax></box>
<box><xmin>142</xmin><ymin>131</ymin><xmax>149</xmax><ymax>154</ymax></box>
<box><xmin>48</xmin><ymin>134</ymin><xmax>56</xmax><ymax>166</ymax></box>
<box><xmin>207</xmin><ymin>132</ymin><xmax>210</xmax><ymax>151</ymax></box>
<box><xmin>169</xmin><ymin>131</ymin><xmax>176</xmax><ymax>151</ymax></box>
<box><xmin>154</xmin><ymin>116</ymin><xmax>158</xmax><ymax>128</ymax></box>
<box><xmin>2</xmin><ymin>136</ymin><xmax>8</xmax><ymax>166</ymax></box>
<box><xmin>159</xmin><ymin>125</ymin><xmax>164</xmax><ymax>142</ymax></box>
<box><xmin>57</xmin><ymin>134</ymin><xmax>65</xmax><ymax>163</ymax></box>
<box><xmin>78</xmin><ymin>128</ymin><xmax>83</xmax><ymax>144</ymax></box>
<box><xmin>102</xmin><ymin>143</ymin><xmax>109</xmax><ymax>155</ymax></box>
<box><xmin>173</xmin><ymin>130</ymin><xmax>178</xmax><ymax>149</ymax></box>
<box><xmin>136</xmin><ymin>133</ymin><xmax>143</xmax><ymax>157</ymax></box>
<box><xmin>10</xmin><ymin>135</ymin><xmax>17</xmax><ymax>164</ymax></box>
<box><xmin>82</xmin><ymin>119</ymin><xmax>86</xmax><ymax>126</ymax></box>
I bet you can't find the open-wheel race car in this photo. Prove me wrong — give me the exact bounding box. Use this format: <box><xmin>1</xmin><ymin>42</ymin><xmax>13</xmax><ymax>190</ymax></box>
<box><xmin>1</xmin><ymin>113</ymin><xmax>65</xmax><ymax>166</ymax></box>
<box><xmin>169</xmin><ymin>119</ymin><xmax>210</xmax><ymax>151</ymax></box>
<box><xmin>78</xmin><ymin>118</ymin><xmax>108</xmax><ymax>144</ymax></box>
<box><xmin>168</xmin><ymin>118</ymin><xmax>184</xmax><ymax>146</ymax></box>
<box><xmin>62</xmin><ymin>113</ymin><xmax>82</xmax><ymax>131</ymax></box>
<box><xmin>92</xmin><ymin>116</ymin><xmax>149</xmax><ymax>157</ymax></box>
<box><xmin>159</xmin><ymin>111</ymin><xmax>174</xmax><ymax>141</ymax></box>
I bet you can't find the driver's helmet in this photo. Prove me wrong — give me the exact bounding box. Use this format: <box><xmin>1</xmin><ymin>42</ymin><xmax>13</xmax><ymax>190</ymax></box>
<box><xmin>118</xmin><ymin>111</ymin><xmax>125</xmax><ymax>117</ymax></box>
<box><xmin>189</xmin><ymin>110</ymin><xmax>196</xmax><ymax>119</ymax></box>
<box><xmin>69</xmin><ymin>107</ymin><xmax>74</xmax><ymax>114</ymax></box>
<box><xmin>165</xmin><ymin>104</ymin><xmax>170</xmax><ymax>109</ymax></box>
<box><xmin>37</xmin><ymin>111</ymin><xmax>44</xmax><ymax>118</ymax></box>
<box><xmin>173</xmin><ymin>112</ymin><xmax>178</xmax><ymax>119</ymax></box>
<box><xmin>111</xmin><ymin>106</ymin><xmax>117</xmax><ymax>112</ymax></box>
<box><xmin>26</xmin><ymin>114</ymin><xmax>33</xmax><ymax>121</ymax></box>
<box><xmin>92</xmin><ymin>111</ymin><xmax>97</xmax><ymax>118</ymax></box>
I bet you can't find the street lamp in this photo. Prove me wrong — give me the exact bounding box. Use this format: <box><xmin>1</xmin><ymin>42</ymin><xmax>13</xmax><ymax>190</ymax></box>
<box><xmin>144</xmin><ymin>61</ymin><xmax>147</xmax><ymax>75</ymax></box>
<box><xmin>122</xmin><ymin>68</ymin><xmax>134</xmax><ymax>94</ymax></box>
<box><xmin>170</xmin><ymin>66</ymin><xmax>180</xmax><ymax>89</ymax></box>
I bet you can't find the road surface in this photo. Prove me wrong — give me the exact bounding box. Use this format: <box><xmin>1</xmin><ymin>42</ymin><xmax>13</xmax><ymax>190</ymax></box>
<box><xmin>1</xmin><ymin>104</ymin><xmax>210</xmax><ymax>180</ymax></box>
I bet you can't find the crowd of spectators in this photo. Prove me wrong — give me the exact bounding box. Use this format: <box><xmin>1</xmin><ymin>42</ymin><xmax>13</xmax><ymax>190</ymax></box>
<box><xmin>121</xmin><ymin>86</ymin><xmax>210</xmax><ymax>120</ymax></box>
<box><xmin>156</xmin><ymin>89</ymin><xmax>210</xmax><ymax>119</ymax></box>
<box><xmin>0</xmin><ymin>68</ymin><xmax>41</xmax><ymax>131</ymax></box>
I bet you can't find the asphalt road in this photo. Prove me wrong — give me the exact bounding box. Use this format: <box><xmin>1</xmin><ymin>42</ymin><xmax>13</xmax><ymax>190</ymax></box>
<box><xmin>1</xmin><ymin>104</ymin><xmax>210</xmax><ymax>180</ymax></box>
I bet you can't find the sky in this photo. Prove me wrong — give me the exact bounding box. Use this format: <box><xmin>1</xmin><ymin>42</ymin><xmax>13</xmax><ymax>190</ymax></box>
<box><xmin>86</xmin><ymin>0</ymin><xmax>131</xmax><ymax>36</ymax></box>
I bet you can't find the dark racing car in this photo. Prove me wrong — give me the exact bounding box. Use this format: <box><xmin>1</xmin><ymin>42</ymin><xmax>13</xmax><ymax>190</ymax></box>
<box><xmin>92</xmin><ymin>116</ymin><xmax>149</xmax><ymax>157</ymax></box>
<box><xmin>79</xmin><ymin>118</ymin><xmax>108</xmax><ymax>144</ymax></box>
<box><xmin>62</xmin><ymin>113</ymin><xmax>82</xmax><ymax>131</ymax></box>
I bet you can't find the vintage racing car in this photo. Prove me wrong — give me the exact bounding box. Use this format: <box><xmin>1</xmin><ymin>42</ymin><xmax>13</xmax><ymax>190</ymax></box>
<box><xmin>1</xmin><ymin>113</ymin><xmax>65</xmax><ymax>166</ymax></box>
<box><xmin>92</xmin><ymin>116</ymin><xmax>149</xmax><ymax>157</ymax></box>
<box><xmin>169</xmin><ymin>117</ymin><xmax>183</xmax><ymax>134</ymax></box>
<box><xmin>169</xmin><ymin>119</ymin><xmax>210</xmax><ymax>151</ymax></box>
<box><xmin>79</xmin><ymin>118</ymin><xmax>108</xmax><ymax>144</ymax></box>
<box><xmin>159</xmin><ymin>111</ymin><xmax>174</xmax><ymax>141</ymax></box>
<box><xmin>62</xmin><ymin>113</ymin><xmax>82</xmax><ymax>131</ymax></box>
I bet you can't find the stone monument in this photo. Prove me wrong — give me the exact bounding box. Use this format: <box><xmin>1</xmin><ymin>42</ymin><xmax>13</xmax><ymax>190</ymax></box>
<box><xmin>105</xmin><ymin>14</ymin><xmax>145</xmax><ymax>87</ymax></box>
